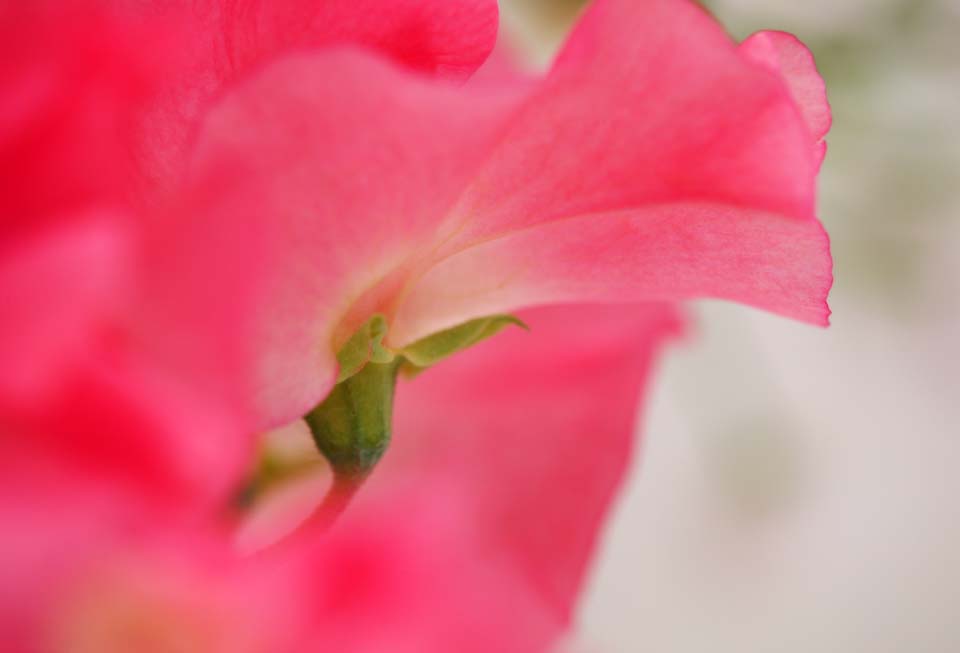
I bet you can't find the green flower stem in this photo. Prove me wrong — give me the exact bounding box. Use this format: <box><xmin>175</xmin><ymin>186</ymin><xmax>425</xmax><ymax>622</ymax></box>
<box><xmin>299</xmin><ymin>470</ymin><xmax>367</xmax><ymax>534</ymax></box>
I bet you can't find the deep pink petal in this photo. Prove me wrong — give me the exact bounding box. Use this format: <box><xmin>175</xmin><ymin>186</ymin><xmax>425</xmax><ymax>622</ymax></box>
<box><xmin>0</xmin><ymin>215</ymin><xmax>130</xmax><ymax>407</ymax></box>
<box><xmin>200</xmin><ymin>0</ymin><xmax>833</xmax><ymax>423</ymax></box>
<box><xmin>189</xmin><ymin>50</ymin><xmax>526</xmax><ymax>426</ymax></box>
<box><xmin>280</xmin><ymin>484</ymin><xmax>561</xmax><ymax>651</ymax></box>
<box><xmin>0</xmin><ymin>5</ymin><xmax>261</xmax><ymax>508</ymax></box>
<box><xmin>208</xmin><ymin>0</ymin><xmax>499</xmax><ymax>80</ymax></box>
<box><xmin>0</xmin><ymin>468</ymin><xmax>558</xmax><ymax>652</ymax></box>
<box><xmin>2</xmin><ymin>355</ymin><xmax>252</xmax><ymax>516</ymax></box>
<box><xmin>0</xmin><ymin>3</ymin><xmax>167</xmax><ymax>225</ymax></box>
<box><xmin>386</xmin><ymin>303</ymin><xmax>682</xmax><ymax>622</ymax></box>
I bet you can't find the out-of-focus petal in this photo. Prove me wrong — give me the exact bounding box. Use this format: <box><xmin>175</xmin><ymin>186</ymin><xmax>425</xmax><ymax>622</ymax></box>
<box><xmin>208</xmin><ymin>0</ymin><xmax>499</xmax><ymax>80</ymax></box>
<box><xmin>0</xmin><ymin>2</ymin><xmax>166</xmax><ymax>224</ymax></box>
<box><xmin>0</xmin><ymin>468</ymin><xmax>558</xmax><ymax>652</ymax></box>
<box><xmin>1</xmin><ymin>357</ymin><xmax>249</xmax><ymax>518</ymax></box>
<box><xmin>133</xmin><ymin>0</ymin><xmax>499</xmax><ymax>190</ymax></box>
<box><xmin>280</xmin><ymin>484</ymin><xmax>561</xmax><ymax>652</ymax></box>
<box><xmin>189</xmin><ymin>49</ymin><xmax>527</xmax><ymax>426</ymax></box>
<box><xmin>0</xmin><ymin>215</ymin><xmax>130</xmax><ymax>407</ymax></box>
<box><xmin>0</xmin><ymin>4</ymin><xmax>261</xmax><ymax>509</ymax></box>
<box><xmin>387</xmin><ymin>303</ymin><xmax>682</xmax><ymax>622</ymax></box>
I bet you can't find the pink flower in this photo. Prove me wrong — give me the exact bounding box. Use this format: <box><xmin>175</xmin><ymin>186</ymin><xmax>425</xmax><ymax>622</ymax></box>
<box><xmin>0</xmin><ymin>0</ymin><xmax>833</xmax><ymax>648</ymax></box>
<box><xmin>186</xmin><ymin>0</ymin><xmax>833</xmax><ymax>426</ymax></box>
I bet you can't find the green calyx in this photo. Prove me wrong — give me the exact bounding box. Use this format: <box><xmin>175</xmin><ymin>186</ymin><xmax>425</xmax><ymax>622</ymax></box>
<box><xmin>400</xmin><ymin>314</ymin><xmax>527</xmax><ymax>371</ymax></box>
<box><xmin>304</xmin><ymin>313</ymin><xmax>526</xmax><ymax>481</ymax></box>
<box><xmin>305</xmin><ymin>355</ymin><xmax>400</xmax><ymax>479</ymax></box>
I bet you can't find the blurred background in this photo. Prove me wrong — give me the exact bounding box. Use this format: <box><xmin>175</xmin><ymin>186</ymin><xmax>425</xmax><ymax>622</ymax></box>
<box><xmin>499</xmin><ymin>1</ymin><xmax>960</xmax><ymax>650</ymax></box>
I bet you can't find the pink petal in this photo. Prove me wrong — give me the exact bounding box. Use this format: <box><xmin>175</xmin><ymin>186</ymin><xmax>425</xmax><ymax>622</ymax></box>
<box><xmin>207</xmin><ymin>0</ymin><xmax>499</xmax><ymax>80</ymax></box>
<box><xmin>281</xmin><ymin>484</ymin><xmax>561</xmax><ymax>651</ymax></box>
<box><xmin>0</xmin><ymin>6</ymin><xmax>262</xmax><ymax>508</ymax></box>
<box><xmin>386</xmin><ymin>303</ymin><xmax>682</xmax><ymax>622</ymax></box>
<box><xmin>133</xmin><ymin>0</ymin><xmax>499</xmax><ymax>191</ymax></box>
<box><xmin>739</xmin><ymin>30</ymin><xmax>832</xmax><ymax>146</ymax></box>
<box><xmin>189</xmin><ymin>50</ymin><xmax>527</xmax><ymax>426</ymax></box>
<box><xmin>390</xmin><ymin>0</ymin><xmax>833</xmax><ymax>343</ymax></box>
<box><xmin>3</xmin><ymin>355</ymin><xmax>252</xmax><ymax>516</ymax></box>
<box><xmin>392</xmin><ymin>203</ymin><xmax>833</xmax><ymax>345</ymax></box>
<box><xmin>0</xmin><ymin>449</ymin><xmax>559</xmax><ymax>651</ymax></box>
<box><xmin>0</xmin><ymin>3</ymin><xmax>167</xmax><ymax>223</ymax></box>
<box><xmin>0</xmin><ymin>216</ymin><xmax>130</xmax><ymax>408</ymax></box>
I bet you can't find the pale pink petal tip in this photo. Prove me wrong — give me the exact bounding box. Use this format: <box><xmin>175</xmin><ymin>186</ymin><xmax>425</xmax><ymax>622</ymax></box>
<box><xmin>739</xmin><ymin>30</ymin><xmax>833</xmax><ymax>145</ymax></box>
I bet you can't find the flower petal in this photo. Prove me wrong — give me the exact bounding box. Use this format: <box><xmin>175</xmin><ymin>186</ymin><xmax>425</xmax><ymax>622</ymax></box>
<box><xmin>445</xmin><ymin>0</ymin><xmax>820</xmax><ymax>239</ymax></box>
<box><xmin>387</xmin><ymin>303</ymin><xmax>682</xmax><ymax>622</ymax></box>
<box><xmin>739</xmin><ymin>30</ymin><xmax>832</xmax><ymax>168</ymax></box>
<box><xmin>0</xmin><ymin>216</ymin><xmax>130</xmax><ymax>408</ymax></box>
<box><xmin>188</xmin><ymin>50</ymin><xmax>526</xmax><ymax>426</ymax></box>
<box><xmin>208</xmin><ymin>0</ymin><xmax>499</xmax><ymax>80</ymax></box>
<box><xmin>0</xmin><ymin>5</ymin><xmax>259</xmax><ymax>510</ymax></box>
<box><xmin>392</xmin><ymin>203</ymin><xmax>833</xmax><ymax>344</ymax></box>
<box><xmin>739</xmin><ymin>30</ymin><xmax>832</xmax><ymax>147</ymax></box>
<box><xmin>390</xmin><ymin>0</ymin><xmax>833</xmax><ymax>343</ymax></box>
<box><xmin>134</xmin><ymin>0</ymin><xmax>499</xmax><ymax>190</ymax></box>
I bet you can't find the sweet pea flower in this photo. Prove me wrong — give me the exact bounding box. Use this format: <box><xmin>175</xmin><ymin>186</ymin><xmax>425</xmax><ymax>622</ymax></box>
<box><xmin>0</xmin><ymin>0</ymin><xmax>834</xmax><ymax>646</ymax></box>
<box><xmin>186</xmin><ymin>0</ymin><xmax>832</xmax><ymax>444</ymax></box>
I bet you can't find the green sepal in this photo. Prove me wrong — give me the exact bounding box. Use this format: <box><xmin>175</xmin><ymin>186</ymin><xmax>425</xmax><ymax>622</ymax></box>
<box><xmin>400</xmin><ymin>314</ymin><xmax>527</xmax><ymax>370</ymax></box>
<box><xmin>306</xmin><ymin>312</ymin><xmax>525</xmax><ymax>483</ymax></box>
<box><xmin>306</xmin><ymin>358</ymin><xmax>400</xmax><ymax>479</ymax></box>
<box><xmin>335</xmin><ymin>314</ymin><xmax>395</xmax><ymax>383</ymax></box>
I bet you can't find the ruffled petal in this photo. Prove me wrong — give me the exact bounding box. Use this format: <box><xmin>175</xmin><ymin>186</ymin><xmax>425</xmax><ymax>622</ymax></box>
<box><xmin>390</xmin><ymin>0</ymin><xmax>833</xmax><ymax>343</ymax></box>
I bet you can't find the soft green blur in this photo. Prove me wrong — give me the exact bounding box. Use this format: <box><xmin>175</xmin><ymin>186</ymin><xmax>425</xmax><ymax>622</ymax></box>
<box><xmin>501</xmin><ymin>1</ymin><xmax>960</xmax><ymax>651</ymax></box>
